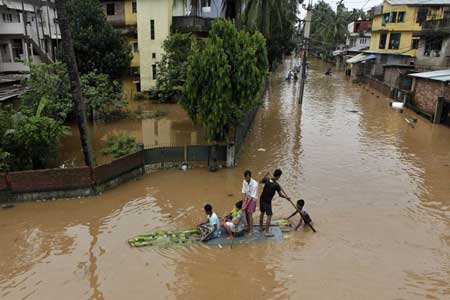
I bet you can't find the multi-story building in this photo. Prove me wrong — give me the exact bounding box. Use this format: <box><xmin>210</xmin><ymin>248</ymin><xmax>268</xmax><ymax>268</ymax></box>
<box><xmin>100</xmin><ymin>0</ymin><xmax>224</xmax><ymax>95</ymax></box>
<box><xmin>346</xmin><ymin>20</ymin><xmax>371</xmax><ymax>51</ymax></box>
<box><xmin>336</xmin><ymin>19</ymin><xmax>371</xmax><ymax>71</ymax></box>
<box><xmin>0</xmin><ymin>0</ymin><xmax>60</xmax><ymax>74</ymax></box>
<box><xmin>358</xmin><ymin>1</ymin><xmax>450</xmax><ymax>99</ymax></box>
<box><xmin>415</xmin><ymin>10</ymin><xmax>450</xmax><ymax>71</ymax></box>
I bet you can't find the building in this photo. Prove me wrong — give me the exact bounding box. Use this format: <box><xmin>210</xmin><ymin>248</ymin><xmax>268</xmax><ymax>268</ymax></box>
<box><xmin>408</xmin><ymin>69</ymin><xmax>450</xmax><ymax>124</ymax></box>
<box><xmin>0</xmin><ymin>0</ymin><xmax>60</xmax><ymax>74</ymax></box>
<box><xmin>347</xmin><ymin>20</ymin><xmax>372</xmax><ymax>52</ymax></box>
<box><xmin>415</xmin><ymin>11</ymin><xmax>450</xmax><ymax>71</ymax></box>
<box><xmin>100</xmin><ymin>0</ymin><xmax>224</xmax><ymax>95</ymax></box>
<box><xmin>336</xmin><ymin>20</ymin><xmax>371</xmax><ymax>73</ymax></box>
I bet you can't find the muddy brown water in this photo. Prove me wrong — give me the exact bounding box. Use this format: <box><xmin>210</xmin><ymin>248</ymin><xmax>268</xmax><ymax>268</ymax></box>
<box><xmin>58</xmin><ymin>104</ymin><xmax>207</xmax><ymax>167</ymax></box>
<box><xmin>1</xmin><ymin>59</ymin><xmax>449</xmax><ymax>300</ymax></box>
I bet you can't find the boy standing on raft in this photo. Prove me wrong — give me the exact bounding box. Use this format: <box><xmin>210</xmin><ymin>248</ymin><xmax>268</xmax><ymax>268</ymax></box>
<box><xmin>242</xmin><ymin>170</ymin><xmax>258</xmax><ymax>236</ymax></box>
<box><xmin>259</xmin><ymin>169</ymin><xmax>290</xmax><ymax>237</ymax></box>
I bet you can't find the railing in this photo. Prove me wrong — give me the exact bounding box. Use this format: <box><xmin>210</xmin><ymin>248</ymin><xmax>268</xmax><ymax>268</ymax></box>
<box><xmin>0</xmin><ymin>144</ymin><xmax>227</xmax><ymax>201</ymax></box>
<box><xmin>172</xmin><ymin>16</ymin><xmax>213</xmax><ymax>33</ymax></box>
<box><xmin>421</xmin><ymin>18</ymin><xmax>450</xmax><ymax>30</ymax></box>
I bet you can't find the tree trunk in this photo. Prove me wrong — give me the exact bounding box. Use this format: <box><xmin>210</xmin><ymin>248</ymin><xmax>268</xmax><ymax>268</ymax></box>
<box><xmin>208</xmin><ymin>143</ymin><xmax>218</xmax><ymax>172</ymax></box>
<box><xmin>55</xmin><ymin>0</ymin><xmax>95</xmax><ymax>167</ymax></box>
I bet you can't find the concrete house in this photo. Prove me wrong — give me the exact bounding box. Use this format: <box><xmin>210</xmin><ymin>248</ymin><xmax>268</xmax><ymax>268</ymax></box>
<box><xmin>100</xmin><ymin>0</ymin><xmax>225</xmax><ymax>95</ymax></box>
<box><xmin>0</xmin><ymin>0</ymin><xmax>60</xmax><ymax>74</ymax></box>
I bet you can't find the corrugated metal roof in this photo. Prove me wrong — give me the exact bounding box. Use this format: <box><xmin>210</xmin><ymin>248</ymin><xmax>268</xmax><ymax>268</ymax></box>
<box><xmin>387</xmin><ymin>0</ymin><xmax>450</xmax><ymax>5</ymax></box>
<box><xmin>346</xmin><ymin>53</ymin><xmax>377</xmax><ymax>64</ymax></box>
<box><xmin>408</xmin><ymin>69</ymin><xmax>450</xmax><ymax>82</ymax></box>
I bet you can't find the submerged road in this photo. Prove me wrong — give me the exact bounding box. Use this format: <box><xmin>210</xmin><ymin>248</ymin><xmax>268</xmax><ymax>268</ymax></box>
<box><xmin>1</xmin><ymin>58</ymin><xmax>449</xmax><ymax>300</ymax></box>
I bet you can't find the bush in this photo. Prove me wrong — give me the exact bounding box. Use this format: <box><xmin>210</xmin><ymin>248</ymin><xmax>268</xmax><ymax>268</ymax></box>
<box><xmin>0</xmin><ymin>107</ymin><xmax>69</xmax><ymax>170</ymax></box>
<box><xmin>101</xmin><ymin>132</ymin><xmax>137</xmax><ymax>159</ymax></box>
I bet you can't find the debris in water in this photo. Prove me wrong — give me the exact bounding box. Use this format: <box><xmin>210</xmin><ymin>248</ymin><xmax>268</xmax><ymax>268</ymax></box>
<box><xmin>1</xmin><ymin>204</ymin><xmax>15</xmax><ymax>209</ymax></box>
<box><xmin>218</xmin><ymin>244</ymin><xmax>222</xmax><ymax>249</ymax></box>
<box><xmin>181</xmin><ymin>164</ymin><xmax>188</xmax><ymax>171</ymax></box>
<box><xmin>347</xmin><ymin>110</ymin><xmax>359</xmax><ymax>113</ymax></box>
<box><xmin>227</xmin><ymin>193</ymin><xmax>234</xmax><ymax>197</ymax></box>
<box><xmin>257</xmin><ymin>148</ymin><xmax>266</xmax><ymax>152</ymax></box>
<box><xmin>405</xmin><ymin>117</ymin><xmax>417</xmax><ymax>127</ymax></box>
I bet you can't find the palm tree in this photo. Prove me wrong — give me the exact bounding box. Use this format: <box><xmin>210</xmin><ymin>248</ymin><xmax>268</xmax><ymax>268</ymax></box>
<box><xmin>55</xmin><ymin>0</ymin><xmax>95</xmax><ymax>168</ymax></box>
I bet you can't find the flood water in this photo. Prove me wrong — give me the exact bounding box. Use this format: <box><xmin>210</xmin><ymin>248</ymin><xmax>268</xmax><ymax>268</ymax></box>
<box><xmin>1</xmin><ymin>58</ymin><xmax>449</xmax><ymax>300</ymax></box>
<box><xmin>58</xmin><ymin>104</ymin><xmax>206</xmax><ymax>166</ymax></box>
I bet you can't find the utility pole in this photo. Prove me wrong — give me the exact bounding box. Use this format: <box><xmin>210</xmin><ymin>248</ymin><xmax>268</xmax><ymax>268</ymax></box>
<box><xmin>299</xmin><ymin>1</ymin><xmax>312</xmax><ymax>104</ymax></box>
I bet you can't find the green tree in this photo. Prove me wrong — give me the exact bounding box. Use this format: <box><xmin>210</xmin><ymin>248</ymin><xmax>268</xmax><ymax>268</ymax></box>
<box><xmin>81</xmin><ymin>72</ymin><xmax>126</xmax><ymax>120</ymax></box>
<box><xmin>310</xmin><ymin>0</ymin><xmax>364</xmax><ymax>59</ymax></box>
<box><xmin>21</xmin><ymin>63</ymin><xmax>126</xmax><ymax>122</ymax></box>
<box><xmin>243</xmin><ymin>0</ymin><xmax>299</xmax><ymax>68</ymax></box>
<box><xmin>0</xmin><ymin>107</ymin><xmax>69</xmax><ymax>171</ymax></box>
<box><xmin>65</xmin><ymin>0</ymin><xmax>132</xmax><ymax>78</ymax></box>
<box><xmin>21</xmin><ymin>63</ymin><xmax>73</xmax><ymax>122</ymax></box>
<box><xmin>181</xmin><ymin>19</ymin><xmax>267</xmax><ymax>142</ymax></box>
<box><xmin>156</xmin><ymin>33</ymin><xmax>193</xmax><ymax>102</ymax></box>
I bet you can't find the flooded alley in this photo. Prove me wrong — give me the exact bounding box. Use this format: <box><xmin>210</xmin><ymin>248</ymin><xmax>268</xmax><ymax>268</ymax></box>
<box><xmin>0</xmin><ymin>58</ymin><xmax>449</xmax><ymax>300</ymax></box>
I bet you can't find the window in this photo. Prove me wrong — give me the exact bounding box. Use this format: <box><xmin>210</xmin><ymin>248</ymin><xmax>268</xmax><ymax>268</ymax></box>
<box><xmin>133</xmin><ymin>42</ymin><xmax>138</xmax><ymax>52</ymax></box>
<box><xmin>106</xmin><ymin>3</ymin><xmax>115</xmax><ymax>16</ymax></box>
<box><xmin>150</xmin><ymin>20</ymin><xmax>155</xmax><ymax>40</ymax></box>
<box><xmin>411</xmin><ymin>38</ymin><xmax>419</xmax><ymax>49</ymax></box>
<box><xmin>382</xmin><ymin>13</ymin><xmax>390</xmax><ymax>25</ymax></box>
<box><xmin>152</xmin><ymin>52</ymin><xmax>156</xmax><ymax>59</ymax></box>
<box><xmin>388</xmin><ymin>32</ymin><xmax>401</xmax><ymax>49</ymax></box>
<box><xmin>379</xmin><ymin>32</ymin><xmax>387</xmax><ymax>49</ymax></box>
<box><xmin>2</xmin><ymin>13</ymin><xmax>13</xmax><ymax>23</ymax></box>
<box><xmin>390</xmin><ymin>12</ymin><xmax>397</xmax><ymax>23</ymax></box>
<box><xmin>152</xmin><ymin>64</ymin><xmax>157</xmax><ymax>79</ymax></box>
<box><xmin>397</xmin><ymin>11</ymin><xmax>405</xmax><ymax>23</ymax></box>
<box><xmin>201</xmin><ymin>0</ymin><xmax>211</xmax><ymax>7</ymax></box>
<box><xmin>416</xmin><ymin>7</ymin><xmax>428</xmax><ymax>24</ymax></box>
<box><xmin>135</xmin><ymin>81</ymin><xmax>141</xmax><ymax>92</ymax></box>
<box><xmin>0</xmin><ymin>43</ymin><xmax>12</xmax><ymax>62</ymax></box>
<box><xmin>424</xmin><ymin>38</ymin><xmax>443</xmax><ymax>57</ymax></box>
<box><xmin>12</xmin><ymin>39</ymin><xmax>24</xmax><ymax>61</ymax></box>
<box><xmin>132</xmin><ymin>1</ymin><xmax>137</xmax><ymax>13</ymax></box>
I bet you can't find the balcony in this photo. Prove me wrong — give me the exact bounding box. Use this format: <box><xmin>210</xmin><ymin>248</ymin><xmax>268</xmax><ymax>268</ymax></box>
<box><xmin>0</xmin><ymin>22</ymin><xmax>25</xmax><ymax>35</ymax></box>
<box><xmin>421</xmin><ymin>18</ymin><xmax>450</xmax><ymax>34</ymax></box>
<box><xmin>172</xmin><ymin>16</ymin><xmax>213</xmax><ymax>34</ymax></box>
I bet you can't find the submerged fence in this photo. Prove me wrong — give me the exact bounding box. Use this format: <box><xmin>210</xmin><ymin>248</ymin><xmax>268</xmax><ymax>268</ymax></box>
<box><xmin>0</xmin><ymin>145</ymin><xmax>227</xmax><ymax>201</ymax></box>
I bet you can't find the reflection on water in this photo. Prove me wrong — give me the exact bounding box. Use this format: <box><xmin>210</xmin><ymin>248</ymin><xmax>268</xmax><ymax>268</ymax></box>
<box><xmin>1</xmin><ymin>58</ymin><xmax>449</xmax><ymax>300</ymax></box>
<box><xmin>57</xmin><ymin>104</ymin><xmax>206</xmax><ymax>166</ymax></box>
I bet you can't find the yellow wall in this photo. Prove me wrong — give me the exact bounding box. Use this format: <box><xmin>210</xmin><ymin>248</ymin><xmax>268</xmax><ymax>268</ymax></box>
<box><xmin>124</xmin><ymin>0</ymin><xmax>137</xmax><ymax>25</ymax></box>
<box><xmin>369</xmin><ymin>1</ymin><xmax>425</xmax><ymax>57</ymax></box>
<box><xmin>137</xmin><ymin>0</ymin><xmax>173</xmax><ymax>91</ymax></box>
<box><xmin>128</xmin><ymin>36</ymin><xmax>140</xmax><ymax>67</ymax></box>
<box><xmin>369</xmin><ymin>31</ymin><xmax>417</xmax><ymax>56</ymax></box>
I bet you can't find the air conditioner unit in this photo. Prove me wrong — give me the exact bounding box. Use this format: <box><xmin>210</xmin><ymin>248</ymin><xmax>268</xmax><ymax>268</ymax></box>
<box><xmin>202</xmin><ymin>6</ymin><xmax>211</xmax><ymax>13</ymax></box>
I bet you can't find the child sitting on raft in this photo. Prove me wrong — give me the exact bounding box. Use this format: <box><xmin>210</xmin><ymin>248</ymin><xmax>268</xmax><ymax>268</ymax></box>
<box><xmin>223</xmin><ymin>200</ymin><xmax>247</xmax><ymax>240</ymax></box>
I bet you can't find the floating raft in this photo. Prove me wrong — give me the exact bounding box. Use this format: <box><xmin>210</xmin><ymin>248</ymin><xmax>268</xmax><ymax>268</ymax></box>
<box><xmin>128</xmin><ymin>219</ymin><xmax>292</xmax><ymax>248</ymax></box>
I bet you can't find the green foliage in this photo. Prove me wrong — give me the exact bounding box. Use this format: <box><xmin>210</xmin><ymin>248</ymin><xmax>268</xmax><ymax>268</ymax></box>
<box><xmin>101</xmin><ymin>132</ymin><xmax>136</xmax><ymax>159</ymax></box>
<box><xmin>156</xmin><ymin>33</ymin><xmax>193</xmax><ymax>102</ymax></box>
<box><xmin>133</xmin><ymin>92</ymin><xmax>147</xmax><ymax>101</ymax></box>
<box><xmin>181</xmin><ymin>19</ymin><xmax>268</xmax><ymax>142</ymax></box>
<box><xmin>80</xmin><ymin>72</ymin><xmax>127</xmax><ymax>121</ymax></box>
<box><xmin>21</xmin><ymin>63</ymin><xmax>73</xmax><ymax>121</ymax></box>
<box><xmin>66</xmin><ymin>0</ymin><xmax>132</xmax><ymax>78</ymax></box>
<box><xmin>310</xmin><ymin>0</ymin><xmax>367</xmax><ymax>59</ymax></box>
<box><xmin>21</xmin><ymin>63</ymin><xmax>126</xmax><ymax>122</ymax></box>
<box><xmin>243</xmin><ymin>0</ymin><xmax>299</xmax><ymax>68</ymax></box>
<box><xmin>0</xmin><ymin>107</ymin><xmax>69</xmax><ymax>170</ymax></box>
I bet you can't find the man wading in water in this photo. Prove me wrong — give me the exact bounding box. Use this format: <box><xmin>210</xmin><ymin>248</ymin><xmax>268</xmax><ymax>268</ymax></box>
<box><xmin>241</xmin><ymin>170</ymin><xmax>258</xmax><ymax>236</ymax></box>
<box><xmin>259</xmin><ymin>169</ymin><xmax>290</xmax><ymax>237</ymax></box>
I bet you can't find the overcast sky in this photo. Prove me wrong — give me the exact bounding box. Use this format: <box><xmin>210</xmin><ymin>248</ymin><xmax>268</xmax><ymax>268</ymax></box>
<box><xmin>299</xmin><ymin>0</ymin><xmax>383</xmax><ymax>16</ymax></box>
